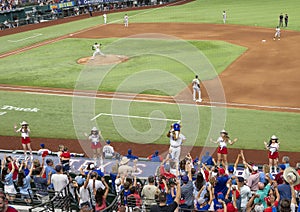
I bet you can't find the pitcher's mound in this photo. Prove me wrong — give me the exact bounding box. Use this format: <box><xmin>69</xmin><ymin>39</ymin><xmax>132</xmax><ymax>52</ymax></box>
<box><xmin>77</xmin><ymin>54</ymin><xmax>129</xmax><ymax>65</ymax></box>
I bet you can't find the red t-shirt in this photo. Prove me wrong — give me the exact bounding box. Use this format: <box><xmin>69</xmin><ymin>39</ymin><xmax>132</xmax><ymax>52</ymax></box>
<box><xmin>264</xmin><ymin>200</ymin><xmax>279</xmax><ymax>212</ymax></box>
<box><xmin>7</xmin><ymin>163</ymin><xmax>18</xmax><ymax>181</ymax></box>
<box><xmin>61</xmin><ymin>151</ymin><xmax>70</xmax><ymax>159</ymax></box>
<box><xmin>7</xmin><ymin>206</ymin><xmax>18</xmax><ymax>212</ymax></box>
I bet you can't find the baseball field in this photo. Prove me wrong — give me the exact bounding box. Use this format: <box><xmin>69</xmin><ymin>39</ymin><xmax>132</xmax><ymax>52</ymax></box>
<box><xmin>0</xmin><ymin>0</ymin><xmax>300</xmax><ymax>164</ymax></box>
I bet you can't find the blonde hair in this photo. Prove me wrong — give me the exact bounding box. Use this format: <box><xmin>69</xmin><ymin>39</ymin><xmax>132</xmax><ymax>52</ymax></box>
<box><xmin>262</xmin><ymin>164</ymin><xmax>270</xmax><ymax>173</ymax></box>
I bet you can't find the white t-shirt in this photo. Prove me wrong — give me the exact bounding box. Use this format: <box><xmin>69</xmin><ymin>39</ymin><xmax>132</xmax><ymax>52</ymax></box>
<box><xmin>89</xmin><ymin>134</ymin><xmax>100</xmax><ymax>144</ymax></box>
<box><xmin>269</xmin><ymin>143</ymin><xmax>279</xmax><ymax>154</ymax></box>
<box><xmin>217</xmin><ymin>137</ymin><xmax>227</xmax><ymax>148</ymax></box>
<box><xmin>170</xmin><ymin>134</ymin><xmax>186</xmax><ymax>147</ymax></box>
<box><xmin>192</xmin><ymin>78</ymin><xmax>200</xmax><ymax>89</ymax></box>
<box><xmin>51</xmin><ymin>174</ymin><xmax>69</xmax><ymax>192</ymax></box>
<box><xmin>239</xmin><ymin>185</ymin><xmax>252</xmax><ymax>208</ymax></box>
<box><xmin>17</xmin><ymin>128</ymin><xmax>30</xmax><ymax>138</ymax></box>
<box><xmin>87</xmin><ymin>179</ymin><xmax>105</xmax><ymax>191</ymax></box>
<box><xmin>79</xmin><ymin>186</ymin><xmax>90</xmax><ymax>205</ymax></box>
<box><xmin>102</xmin><ymin>145</ymin><xmax>114</xmax><ymax>158</ymax></box>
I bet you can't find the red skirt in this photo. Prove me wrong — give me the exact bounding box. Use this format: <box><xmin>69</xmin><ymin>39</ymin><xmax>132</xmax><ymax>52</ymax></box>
<box><xmin>21</xmin><ymin>137</ymin><xmax>31</xmax><ymax>144</ymax></box>
<box><xmin>91</xmin><ymin>142</ymin><xmax>101</xmax><ymax>149</ymax></box>
<box><xmin>268</xmin><ymin>151</ymin><xmax>279</xmax><ymax>159</ymax></box>
<box><xmin>217</xmin><ymin>146</ymin><xmax>228</xmax><ymax>154</ymax></box>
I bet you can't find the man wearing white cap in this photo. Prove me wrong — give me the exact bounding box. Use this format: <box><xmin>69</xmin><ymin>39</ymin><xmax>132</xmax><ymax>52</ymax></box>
<box><xmin>14</xmin><ymin>121</ymin><xmax>33</xmax><ymax>159</ymax></box>
<box><xmin>118</xmin><ymin>157</ymin><xmax>137</xmax><ymax>177</ymax></box>
<box><xmin>264</xmin><ymin>135</ymin><xmax>280</xmax><ymax>173</ymax></box>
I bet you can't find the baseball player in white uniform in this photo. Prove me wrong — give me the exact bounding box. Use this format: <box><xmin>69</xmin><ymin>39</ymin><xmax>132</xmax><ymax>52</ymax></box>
<box><xmin>273</xmin><ymin>26</ymin><xmax>281</xmax><ymax>40</ymax></box>
<box><xmin>223</xmin><ymin>11</ymin><xmax>227</xmax><ymax>24</ymax></box>
<box><xmin>103</xmin><ymin>13</ymin><xmax>107</xmax><ymax>24</ymax></box>
<box><xmin>167</xmin><ymin>129</ymin><xmax>186</xmax><ymax>162</ymax></box>
<box><xmin>124</xmin><ymin>14</ymin><xmax>129</xmax><ymax>27</ymax></box>
<box><xmin>192</xmin><ymin>75</ymin><xmax>202</xmax><ymax>102</ymax></box>
<box><xmin>91</xmin><ymin>43</ymin><xmax>105</xmax><ymax>59</ymax></box>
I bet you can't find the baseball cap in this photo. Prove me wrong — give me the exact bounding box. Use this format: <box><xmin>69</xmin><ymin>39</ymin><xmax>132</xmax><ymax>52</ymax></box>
<box><xmin>198</xmin><ymin>198</ymin><xmax>206</xmax><ymax>205</ymax></box>
<box><xmin>40</xmin><ymin>143</ymin><xmax>45</xmax><ymax>148</ymax></box>
<box><xmin>279</xmin><ymin>164</ymin><xmax>286</xmax><ymax>170</ymax></box>
<box><xmin>182</xmin><ymin>175</ymin><xmax>189</xmax><ymax>183</ymax></box>
<box><xmin>228</xmin><ymin>165</ymin><xmax>234</xmax><ymax>173</ymax></box>
<box><xmin>46</xmin><ymin>158</ymin><xmax>53</xmax><ymax>164</ymax></box>
<box><xmin>217</xmin><ymin>192</ymin><xmax>224</xmax><ymax>200</ymax></box>
<box><xmin>252</xmin><ymin>166</ymin><xmax>258</xmax><ymax>172</ymax></box>
<box><xmin>219</xmin><ymin>168</ymin><xmax>225</xmax><ymax>175</ymax></box>
<box><xmin>106</xmin><ymin>140</ymin><xmax>111</xmax><ymax>144</ymax></box>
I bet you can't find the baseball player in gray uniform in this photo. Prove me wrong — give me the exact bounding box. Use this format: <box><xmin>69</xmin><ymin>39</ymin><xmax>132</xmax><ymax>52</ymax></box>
<box><xmin>167</xmin><ymin>128</ymin><xmax>186</xmax><ymax>162</ymax></box>
<box><xmin>192</xmin><ymin>75</ymin><xmax>202</xmax><ymax>102</ymax></box>
<box><xmin>273</xmin><ymin>26</ymin><xmax>281</xmax><ymax>40</ymax></box>
<box><xmin>124</xmin><ymin>14</ymin><xmax>129</xmax><ymax>27</ymax></box>
<box><xmin>223</xmin><ymin>11</ymin><xmax>227</xmax><ymax>24</ymax></box>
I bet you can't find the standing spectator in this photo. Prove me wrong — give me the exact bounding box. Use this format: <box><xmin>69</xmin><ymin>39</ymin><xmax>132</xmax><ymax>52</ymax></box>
<box><xmin>45</xmin><ymin>159</ymin><xmax>56</xmax><ymax>186</ymax></box>
<box><xmin>275</xmin><ymin>164</ymin><xmax>286</xmax><ymax>184</ymax></box>
<box><xmin>88</xmin><ymin>5</ymin><xmax>93</xmax><ymax>17</ymax></box>
<box><xmin>94</xmin><ymin>177</ymin><xmax>109</xmax><ymax>211</ymax></box>
<box><xmin>167</xmin><ymin>128</ymin><xmax>186</xmax><ymax>162</ymax></box>
<box><xmin>264</xmin><ymin>183</ymin><xmax>280</xmax><ymax>212</ymax></box>
<box><xmin>0</xmin><ymin>192</ymin><xmax>18</xmax><ymax>212</ymax></box>
<box><xmin>210</xmin><ymin>130</ymin><xmax>238</xmax><ymax>169</ymax></box>
<box><xmin>264</xmin><ymin>135</ymin><xmax>280</xmax><ymax>173</ymax></box>
<box><xmin>237</xmin><ymin>177</ymin><xmax>251</xmax><ymax>212</ymax></box>
<box><xmin>246</xmin><ymin>165</ymin><xmax>260</xmax><ymax>192</ymax></box>
<box><xmin>293</xmin><ymin>163</ymin><xmax>300</xmax><ymax>194</ymax></box>
<box><xmin>284</xmin><ymin>14</ymin><xmax>288</xmax><ymax>27</ymax></box>
<box><xmin>102</xmin><ymin>140</ymin><xmax>115</xmax><ymax>159</ymax></box>
<box><xmin>118</xmin><ymin>157</ymin><xmax>137</xmax><ymax>177</ymax></box>
<box><xmin>141</xmin><ymin>176</ymin><xmax>160</xmax><ymax>209</ymax></box>
<box><xmin>79</xmin><ymin>172</ymin><xmax>92</xmax><ymax>209</ymax></box>
<box><xmin>33</xmin><ymin>167</ymin><xmax>49</xmax><ymax>201</ymax></box>
<box><xmin>180</xmin><ymin>161</ymin><xmax>194</xmax><ymax>210</ymax></box>
<box><xmin>14</xmin><ymin>121</ymin><xmax>33</xmax><ymax>160</ymax></box>
<box><xmin>1</xmin><ymin>159</ymin><xmax>16</xmax><ymax>201</ymax></box>
<box><xmin>60</xmin><ymin>146</ymin><xmax>71</xmax><ymax>172</ymax></box>
<box><xmin>17</xmin><ymin>163</ymin><xmax>34</xmax><ymax>204</ymax></box>
<box><xmin>254</xmin><ymin>176</ymin><xmax>271</xmax><ymax>208</ymax></box>
<box><xmin>124</xmin><ymin>14</ymin><xmax>129</xmax><ymax>27</ymax></box>
<box><xmin>50</xmin><ymin>165</ymin><xmax>69</xmax><ymax>193</ymax></box>
<box><xmin>214</xmin><ymin>167</ymin><xmax>229</xmax><ymax>197</ymax></box>
<box><xmin>150</xmin><ymin>178</ymin><xmax>181</xmax><ymax>211</ymax></box>
<box><xmin>278</xmin><ymin>180</ymin><xmax>291</xmax><ymax>202</ymax></box>
<box><xmin>279</xmin><ymin>13</ymin><xmax>284</xmax><ymax>27</ymax></box>
<box><xmin>192</xmin><ymin>75</ymin><xmax>202</xmax><ymax>102</ymax></box>
<box><xmin>223</xmin><ymin>10</ymin><xmax>227</xmax><ymax>24</ymax></box>
<box><xmin>5</xmin><ymin>156</ymin><xmax>18</xmax><ymax>183</ymax></box>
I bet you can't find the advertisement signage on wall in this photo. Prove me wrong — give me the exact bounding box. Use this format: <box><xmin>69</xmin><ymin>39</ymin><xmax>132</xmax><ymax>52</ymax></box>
<box><xmin>50</xmin><ymin>1</ymin><xmax>75</xmax><ymax>9</ymax></box>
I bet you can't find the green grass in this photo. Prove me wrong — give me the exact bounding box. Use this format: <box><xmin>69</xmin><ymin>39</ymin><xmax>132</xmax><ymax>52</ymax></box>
<box><xmin>0</xmin><ymin>91</ymin><xmax>299</xmax><ymax>152</ymax></box>
<box><xmin>1</xmin><ymin>0</ymin><xmax>299</xmax><ymax>55</ymax></box>
<box><xmin>0</xmin><ymin>38</ymin><xmax>246</xmax><ymax>94</ymax></box>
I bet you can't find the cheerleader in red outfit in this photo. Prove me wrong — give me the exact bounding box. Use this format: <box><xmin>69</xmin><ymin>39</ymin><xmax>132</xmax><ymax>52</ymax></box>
<box><xmin>14</xmin><ymin>121</ymin><xmax>33</xmax><ymax>159</ymax></box>
<box><xmin>264</xmin><ymin>135</ymin><xmax>280</xmax><ymax>173</ymax></box>
<box><xmin>84</xmin><ymin>127</ymin><xmax>104</xmax><ymax>163</ymax></box>
<box><xmin>210</xmin><ymin>130</ymin><xmax>238</xmax><ymax>169</ymax></box>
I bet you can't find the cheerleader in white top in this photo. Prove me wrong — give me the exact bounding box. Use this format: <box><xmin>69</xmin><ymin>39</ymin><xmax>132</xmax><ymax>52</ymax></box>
<box><xmin>210</xmin><ymin>130</ymin><xmax>238</xmax><ymax>169</ymax></box>
<box><xmin>85</xmin><ymin>127</ymin><xmax>104</xmax><ymax>162</ymax></box>
<box><xmin>264</xmin><ymin>135</ymin><xmax>280</xmax><ymax>173</ymax></box>
<box><xmin>14</xmin><ymin>121</ymin><xmax>33</xmax><ymax>159</ymax></box>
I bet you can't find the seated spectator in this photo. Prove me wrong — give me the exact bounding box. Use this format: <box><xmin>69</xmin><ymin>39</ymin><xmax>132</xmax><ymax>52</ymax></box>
<box><xmin>150</xmin><ymin>178</ymin><xmax>181</xmax><ymax>211</ymax></box>
<box><xmin>126</xmin><ymin>149</ymin><xmax>139</xmax><ymax>160</ymax></box>
<box><xmin>147</xmin><ymin>150</ymin><xmax>163</xmax><ymax>162</ymax></box>
<box><xmin>102</xmin><ymin>140</ymin><xmax>115</xmax><ymax>159</ymax></box>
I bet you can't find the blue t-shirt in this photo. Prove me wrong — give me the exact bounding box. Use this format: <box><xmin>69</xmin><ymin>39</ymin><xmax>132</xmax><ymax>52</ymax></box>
<box><xmin>278</xmin><ymin>183</ymin><xmax>291</xmax><ymax>201</ymax></box>
<box><xmin>201</xmin><ymin>155</ymin><xmax>213</xmax><ymax>166</ymax></box>
<box><xmin>214</xmin><ymin>175</ymin><xmax>229</xmax><ymax>196</ymax></box>
<box><xmin>197</xmin><ymin>203</ymin><xmax>210</xmax><ymax>211</ymax></box>
<box><xmin>84</xmin><ymin>170</ymin><xmax>104</xmax><ymax>177</ymax></box>
<box><xmin>166</xmin><ymin>188</ymin><xmax>176</xmax><ymax>205</ymax></box>
<box><xmin>213</xmin><ymin>198</ymin><xmax>223</xmax><ymax>211</ymax></box>
<box><xmin>4</xmin><ymin>172</ymin><xmax>13</xmax><ymax>185</ymax></box>
<box><xmin>19</xmin><ymin>175</ymin><xmax>32</xmax><ymax>195</ymax></box>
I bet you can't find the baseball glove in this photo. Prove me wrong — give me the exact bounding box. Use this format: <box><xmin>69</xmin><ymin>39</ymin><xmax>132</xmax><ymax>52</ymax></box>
<box><xmin>92</xmin><ymin>46</ymin><xmax>95</xmax><ymax>50</ymax></box>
